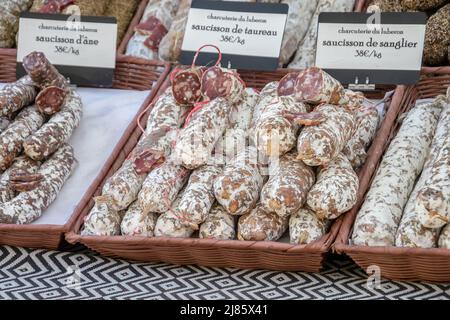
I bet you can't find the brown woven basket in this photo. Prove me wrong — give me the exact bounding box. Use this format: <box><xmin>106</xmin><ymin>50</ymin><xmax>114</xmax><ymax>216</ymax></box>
<box><xmin>66</xmin><ymin>69</ymin><xmax>400</xmax><ymax>272</ymax></box>
<box><xmin>0</xmin><ymin>60</ymin><xmax>170</xmax><ymax>250</ymax></box>
<box><xmin>0</xmin><ymin>0</ymin><xmax>157</xmax><ymax>91</ymax></box>
<box><xmin>334</xmin><ymin>66</ymin><xmax>450</xmax><ymax>282</ymax></box>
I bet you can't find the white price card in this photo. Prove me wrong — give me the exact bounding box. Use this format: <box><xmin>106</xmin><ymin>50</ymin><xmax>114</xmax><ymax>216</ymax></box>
<box><xmin>180</xmin><ymin>0</ymin><xmax>288</xmax><ymax>70</ymax></box>
<box><xmin>315</xmin><ymin>12</ymin><xmax>427</xmax><ymax>85</ymax></box>
<box><xmin>17</xmin><ymin>12</ymin><xmax>117</xmax><ymax>87</ymax></box>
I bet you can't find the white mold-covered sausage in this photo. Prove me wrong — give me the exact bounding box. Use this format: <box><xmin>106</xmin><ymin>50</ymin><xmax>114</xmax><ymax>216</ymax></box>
<box><xmin>0</xmin><ymin>144</ymin><xmax>76</xmax><ymax>224</ymax></box>
<box><xmin>416</xmin><ymin>98</ymin><xmax>450</xmax><ymax>229</ymax></box>
<box><xmin>352</xmin><ymin>101</ymin><xmax>442</xmax><ymax>246</ymax></box>
<box><xmin>342</xmin><ymin>107</ymin><xmax>379</xmax><ymax>169</ymax></box>
<box><xmin>217</xmin><ymin>88</ymin><xmax>259</xmax><ymax>160</ymax></box>
<box><xmin>138</xmin><ymin>161</ymin><xmax>190</xmax><ymax>214</ymax></box>
<box><xmin>173</xmin><ymin>97</ymin><xmax>232</xmax><ymax>169</ymax></box>
<box><xmin>199</xmin><ymin>203</ymin><xmax>236</xmax><ymax>240</ymax></box>
<box><xmin>201</xmin><ymin>67</ymin><xmax>245</xmax><ymax>105</ymax></box>
<box><xmin>237</xmin><ymin>204</ymin><xmax>288</xmax><ymax>241</ymax></box>
<box><xmin>254</xmin><ymin>96</ymin><xmax>308</xmax><ymax>157</ymax></box>
<box><xmin>154</xmin><ymin>188</ymin><xmax>196</xmax><ymax>238</ymax></box>
<box><xmin>120</xmin><ymin>201</ymin><xmax>158</xmax><ymax>237</ymax></box>
<box><xmin>81</xmin><ymin>196</ymin><xmax>123</xmax><ymax>236</ymax></box>
<box><xmin>289</xmin><ymin>207</ymin><xmax>327</xmax><ymax>245</ymax></box>
<box><xmin>131</xmin><ymin>88</ymin><xmax>190</xmax><ymax>174</ymax></box>
<box><xmin>260</xmin><ymin>152</ymin><xmax>315</xmax><ymax>218</ymax></box>
<box><xmin>279</xmin><ymin>0</ymin><xmax>318</xmax><ymax>66</ymax></box>
<box><xmin>307</xmin><ymin>153</ymin><xmax>359</xmax><ymax>219</ymax></box>
<box><xmin>125</xmin><ymin>0</ymin><xmax>179</xmax><ymax>59</ymax></box>
<box><xmin>158</xmin><ymin>0</ymin><xmax>191</xmax><ymax>61</ymax></box>
<box><xmin>294</xmin><ymin>67</ymin><xmax>347</xmax><ymax>105</ymax></box>
<box><xmin>250</xmin><ymin>82</ymin><xmax>278</xmax><ymax>132</ymax></box>
<box><xmin>23</xmin><ymin>89</ymin><xmax>82</xmax><ymax>161</ymax></box>
<box><xmin>0</xmin><ymin>156</ymin><xmax>40</xmax><ymax>203</ymax></box>
<box><xmin>296</xmin><ymin>104</ymin><xmax>355</xmax><ymax>166</ymax></box>
<box><xmin>214</xmin><ymin>147</ymin><xmax>264</xmax><ymax>216</ymax></box>
<box><xmin>176</xmin><ymin>164</ymin><xmax>222</xmax><ymax>227</ymax></box>
<box><xmin>0</xmin><ymin>105</ymin><xmax>46</xmax><ymax>171</ymax></box>
<box><xmin>0</xmin><ymin>76</ymin><xmax>37</xmax><ymax>117</ymax></box>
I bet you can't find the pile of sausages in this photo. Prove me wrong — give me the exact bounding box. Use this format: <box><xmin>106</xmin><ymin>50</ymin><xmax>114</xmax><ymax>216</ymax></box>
<box><xmin>0</xmin><ymin>51</ymin><xmax>80</xmax><ymax>224</ymax></box>
<box><xmin>83</xmin><ymin>66</ymin><xmax>379</xmax><ymax>245</ymax></box>
<box><xmin>353</xmin><ymin>88</ymin><xmax>450</xmax><ymax>249</ymax></box>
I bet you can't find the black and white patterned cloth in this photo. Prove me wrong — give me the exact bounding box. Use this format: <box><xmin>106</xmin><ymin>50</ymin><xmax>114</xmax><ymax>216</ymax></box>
<box><xmin>0</xmin><ymin>245</ymin><xmax>449</xmax><ymax>300</ymax></box>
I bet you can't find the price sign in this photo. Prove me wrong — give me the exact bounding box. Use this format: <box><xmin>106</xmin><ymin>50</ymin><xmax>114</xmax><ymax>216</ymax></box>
<box><xmin>315</xmin><ymin>12</ymin><xmax>427</xmax><ymax>85</ymax></box>
<box><xmin>17</xmin><ymin>12</ymin><xmax>117</xmax><ymax>87</ymax></box>
<box><xmin>180</xmin><ymin>0</ymin><xmax>288</xmax><ymax>70</ymax></box>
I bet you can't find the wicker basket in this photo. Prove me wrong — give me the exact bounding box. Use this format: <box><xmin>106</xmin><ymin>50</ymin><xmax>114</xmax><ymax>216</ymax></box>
<box><xmin>66</xmin><ymin>69</ymin><xmax>401</xmax><ymax>272</ymax></box>
<box><xmin>0</xmin><ymin>60</ymin><xmax>171</xmax><ymax>250</ymax></box>
<box><xmin>0</xmin><ymin>0</ymin><xmax>158</xmax><ymax>91</ymax></box>
<box><xmin>334</xmin><ymin>67</ymin><xmax>450</xmax><ymax>282</ymax></box>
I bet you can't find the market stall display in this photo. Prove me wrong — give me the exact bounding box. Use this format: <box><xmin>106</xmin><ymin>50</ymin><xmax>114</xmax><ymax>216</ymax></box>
<box><xmin>335</xmin><ymin>68</ymin><xmax>450</xmax><ymax>282</ymax></box>
<box><xmin>67</xmin><ymin>66</ymin><xmax>398</xmax><ymax>272</ymax></box>
<box><xmin>0</xmin><ymin>51</ymin><xmax>80</xmax><ymax>225</ymax></box>
<box><xmin>0</xmin><ymin>55</ymin><xmax>170</xmax><ymax>249</ymax></box>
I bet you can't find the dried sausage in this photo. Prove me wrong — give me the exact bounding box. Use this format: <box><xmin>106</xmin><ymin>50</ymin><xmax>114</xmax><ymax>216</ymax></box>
<box><xmin>120</xmin><ymin>201</ymin><xmax>158</xmax><ymax>237</ymax></box>
<box><xmin>23</xmin><ymin>89</ymin><xmax>82</xmax><ymax>161</ymax></box>
<box><xmin>307</xmin><ymin>153</ymin><xmax>359</xmax><ymax>219</ymax></box>
<box><xmin>289</xmin><ymin>207</ymin><xmax>327</xmax><ymax>245</ymax></box>
<box><xmin>0</xmin><ymin>106</ymin><xmax>46</xmax><ymax>171</ymax></box>
<box><xmin>201</xmin><ymin>67</ymin><xmax>244</xmax><ymax>104</ymax></box>
<box><xmin>173</xmin><ymin>98</ymin><xmax>232</xmax><ymax>169</ymax></box>
<box><xmin>176</xmin><ymin>164</ymin><xmax>222</xmax><ymax>227</ymax></box>
<box><xmin>237</xmin><ymin>204</ymin><xmax>288</xmax><ymax>241</ymax></box>
<box><xmin>260</xmin><ymin>152</ymin><xmax>315</xmax><ymax>218</ymax></box>
<box><xmin>0</xmin><ymin>144</ymin><xmax>76</xmax><ymax>224</ymax></box>
<box><xmin>22</xmin><ymin>51</ymin><xmax>70</xmax><ymax>115</ymax></box>
<box><xmin>138</xmin><ymin>161</ymin><xmax>190</xmax><ymax>214</ymax></box>
<box><xmin>352</xmin><ymin>101</ymin><xmax>442</xmax><ymax>246</ymax></box>
<box><xmin>213</xmin><ymin>147</ymin><xmax>264</xmax><ymax>216</ymax></box>
<box><xmin>0</xmin><ymin>76</ymin><xmax>37</xmax><ymax>117</ymax></box>
<box><xmin>199</xmin><ymin>203</ymin><xmax>236</xmax><ymax>240</ymax></box>
<box><xmin>296</xmin><ymin>104</ymin><xmax>355</xmax><ymax>166</ymax></box>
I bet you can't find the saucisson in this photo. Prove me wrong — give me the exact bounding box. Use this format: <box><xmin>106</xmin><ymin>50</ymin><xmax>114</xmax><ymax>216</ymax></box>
<box><xmin>416</xmin><ymin>97</ymin><xmax>450</xmax><ymax>229</ymax></box>
<box><xmin>173</xmin><ymin>98</ymin><xmax>231</xmax><ymax>169</ymax></box>
<box><xmin>138</xmin><ymin>161</ymin><xmax>190</xmax><ymax>214</ymax></box>
<box><xmin>199</xmin><ymin>203</ymin><xmax>236</xmax><ymax>240</ymax></box>
<box><xmin>0</xmin><ymin>105</ymin><xmax>46</xmax><ymax>171</ymax></box>
<box><xmin>82</xmin><ymin>196</ymin><xmax>123</xmax><ymax>236</ymax></box>
<box><xmin>296</xmin><ymin>104</ymin><xmax>355</xmax><ymax>166</ymax></box>
<box><xmin>352</xmin><ymin>101</ymin><xmax>442</xmax><ymax>246</ymax></box>
<box><xmin>307</xmin><ymin>153</ymin><xmax>359</xmax><ymax>219</ymax></box>
<box><xmin>254</xmin><ymin>95</ymin><xmax>307</xmax><ymax>157</ymax></box>
<box><xmin>289</xmin><ymin>207</ymin><xmax>327</xmax><ymax>245</ymax></box>
<box><xmin>0</xmin><ymin>76</ymin><xmax>37</xmax><ymax>117</ymax></box>
<box><xmin>0</xmin><ymin>144</ymin><xmax>75</xmax><ymax>224</ymax></box>
<box><xmin>214</xmin><ymin>147</ymin><xmax>264</xmax><ymax>216</ymax></box>
<box><xmin>237</xmin><ymin>204</ymin><xmax>288</xmax><ymax>241</ymax></box>
<box><xmin>23</xmin><ymin>89</ymin><xmax>82</xmax><ymax>161</ymax></box>
<box><xmin>22</xmin><ymin>51</ymin><xmax>69</xmax><ymax>115</ymax></box>
<box><xmin>342</xmin><ymin>107</ymin><xmax>379</xmax><ymax>169</ymax></box>
<box><xmin>260</xmin><ymin>152</ymin><xmax>315</xmax><ymax>218</ymax></box>
<box><xmin>120</xmin><ymin>201</ymin><xmax>158</xmax><ymax>237</ymax></box>
<box><xmin>176</xmin><ymin>164</ymin><xmax>222</xmax><ymax>227</ymax></box>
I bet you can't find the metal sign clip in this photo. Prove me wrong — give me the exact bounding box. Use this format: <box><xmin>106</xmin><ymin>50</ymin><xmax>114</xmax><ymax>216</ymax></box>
<box><xmin>348</xmin><ymin>76</ymin><xmax>375</xmax><ymax>91</ymax></box>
